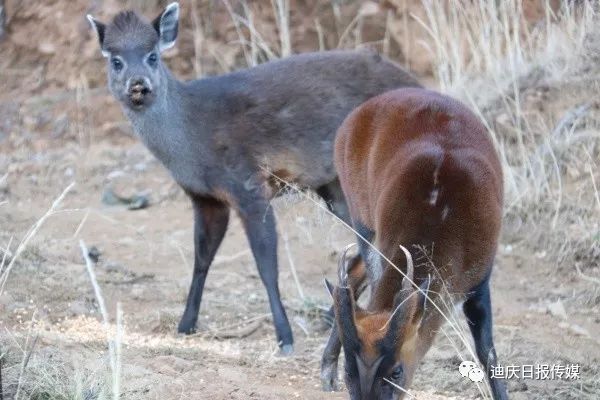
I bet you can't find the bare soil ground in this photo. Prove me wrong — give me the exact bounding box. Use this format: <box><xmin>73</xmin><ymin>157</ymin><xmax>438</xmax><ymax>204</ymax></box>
<box><xmin>1</xmin><ymin>1</ymin><xmax>599</xmax><ymax>399</ymax></box>
<box><xmin>1</xmin><ymin>133</ymin><xmax>599</xmax><ymax>399</ymax></box>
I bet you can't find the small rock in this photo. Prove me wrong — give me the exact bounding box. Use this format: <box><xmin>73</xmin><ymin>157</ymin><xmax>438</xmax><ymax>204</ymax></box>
<box><xmin>101</xmin><ymin>187</ymin><xmax>150</xmax><ymax>210</ymax></box>
<box><xmin>88</xmin><ymin>246</ymin><xmax>101</xmax><ymax>263</ymax></box>
<box><xmin>547</xmin><ymin>299</ymin><xmax>567</xmax><ymax>319</ymax></box>
<box><xmin>38</xmin><ymin>41</ymin><xmax>56</xmax><ymax>55</ymax></box>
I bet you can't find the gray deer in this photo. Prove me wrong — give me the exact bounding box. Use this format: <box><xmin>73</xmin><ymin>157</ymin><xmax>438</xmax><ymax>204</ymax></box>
<box><xmin>87</xmin><ymin>2</ymin><xmax>421</xmax><ymax>354</ymax></box>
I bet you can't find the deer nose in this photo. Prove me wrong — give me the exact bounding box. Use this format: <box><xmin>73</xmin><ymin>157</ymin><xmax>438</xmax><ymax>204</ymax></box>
<box><xmin>127</xmin><ymin>77</ymin><xmax>151</xmax><ymax>96</ymax></box>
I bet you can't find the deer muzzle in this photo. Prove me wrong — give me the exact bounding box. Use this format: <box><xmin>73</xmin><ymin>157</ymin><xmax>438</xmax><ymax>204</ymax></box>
<box><xmin>127</xmin><ymin>78</ymin><xmax>152</xmax><ymax>106</ymax></box>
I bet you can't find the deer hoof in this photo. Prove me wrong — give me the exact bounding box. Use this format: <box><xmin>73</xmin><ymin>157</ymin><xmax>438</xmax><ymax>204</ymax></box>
<box><xmin>321</xmin><ymin>364</ymin><xmax>339</xmax><ymax>391</ymax></box>
<box><xmin>177</xmin><ymin>319</ymin><xmax>197</xmax><ymax>335</ymax></box>
<box><xmin>279</xmin><ymin>344</ymin><xmax>294</xmax><ymax>356</ymax></box>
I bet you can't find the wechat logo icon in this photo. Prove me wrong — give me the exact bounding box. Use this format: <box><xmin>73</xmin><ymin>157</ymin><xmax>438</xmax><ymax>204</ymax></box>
<box><xmin>458</xmin><ymin>361</ymin><xmax>485</xmax><ymax>383</ymax></box>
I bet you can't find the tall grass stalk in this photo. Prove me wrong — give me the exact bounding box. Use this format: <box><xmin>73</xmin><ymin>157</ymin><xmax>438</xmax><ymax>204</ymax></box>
<box><xmin>417</xmin><ymin>0</ymin><xmax>597</xmax><ymax>218</ymax></box>
<box><xmin>0</xmin><ymin>182</ymin><xmax>75</xmax><ymax>295</ymax></box>
<box><xmin>80</xmin><ymin>240</ymin><xmax>122</xmax><ymax>400</ymax></box>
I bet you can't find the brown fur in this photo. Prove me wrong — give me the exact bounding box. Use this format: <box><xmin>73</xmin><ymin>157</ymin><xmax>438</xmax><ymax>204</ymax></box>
<box><xmin>336</xmin><ymin>88</ymin><xmax>502</xmax><ymax>301</ymax></box>
<box><xmin>354</xmin><ymin>313</ymin><xmax>389</xmax><ymax>361</ymax></box>
<box><xmin>332</xmin><ymin>88</ymin><xmax>504</xmax><ymax>398</ymax></box>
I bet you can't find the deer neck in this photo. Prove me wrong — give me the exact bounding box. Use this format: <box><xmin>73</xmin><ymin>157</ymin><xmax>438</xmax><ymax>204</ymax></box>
<box><xmin>123</xmin><ymin>67</ymin><xmax>187</xmax><ymax>165</ymax></box>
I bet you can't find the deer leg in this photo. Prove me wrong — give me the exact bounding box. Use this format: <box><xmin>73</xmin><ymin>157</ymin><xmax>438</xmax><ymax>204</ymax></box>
<box><xmin>178</xmin><ymin>197</ymin><xmax>230</xmax><ymax>334</ymax></box>
<box><xmin>463</xmin><ymin>277</ymin><xmax>509</xmax><ymax>400</ymax></box>
<box><xmin>316</xmin><ymin>178</ymin><xmax>351</xmax><ymax>224</ymax></box>
<box><xmin>320</xmin><ymin>321</ymin><xmax>342</xmax><ymax>392</ymax></box>
<box><xmin>238</xmin><ymin>198</ymin><xmax>293</xmax><ymax>354</ymax></box>
<box><xmin>321</xmin><ymin>256</ymin><xmax>367</xmax><ymax>391</ymax></box>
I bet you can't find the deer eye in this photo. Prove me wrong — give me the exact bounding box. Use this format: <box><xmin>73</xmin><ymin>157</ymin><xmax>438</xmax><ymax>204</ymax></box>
<box><xmin>147</xmin><ymin>53</ymin><xmax>158</xmax><ymax>67</ymax></box>
<box><xmin>111</xmin><ymin>57</ymin><xmax>123</xmax><ymax>72</ymax></box>
<box><xmin>390</xmin><ymin>365</ymin><xmax>404</xmax><ymax>381</ymax></box>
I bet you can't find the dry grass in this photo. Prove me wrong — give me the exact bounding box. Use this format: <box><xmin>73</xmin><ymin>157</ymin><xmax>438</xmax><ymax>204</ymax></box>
<box><xmin>0</xmin><ymin>183</ymin><xmax>75</xmax><ymax>296</ymax></box>
<box><xmin>79</xmin><ymin>240</ymin><xmax>122</xmax><ymax>400</ymax></box>
<box><xmin>0</xmin><ymin>184</ymin><xmax>125</xmax><ymax>400</ymax></box>
<box><xmin>418</xmin><ymin>0</ymin><xmax>600</xmax><ymax>267</ymax></box>
<box><xmin>1</xmin><ymin>341</ymin><xmax>112</xmax><ymax>400</ymax></box>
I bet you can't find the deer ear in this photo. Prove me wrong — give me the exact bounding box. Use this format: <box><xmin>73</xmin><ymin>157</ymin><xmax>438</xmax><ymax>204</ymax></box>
<box><xmin>383</xmin><ymin>276</ymin><xmax>431</xmax><ymax>346</ymax></box>
<box><xmin>86</xmin><ymin>15</ymin><xmax>109</xmax><ymax>57</ymax></box>
<box><xmin>333</xmin><ymin>286</ymin><xmax>361</xmax><ymax>354</ymax></box>
<box><xmin>152</xmin><ymin>2</ymin><xmax>179</xmax><ymax>52</ymax></box>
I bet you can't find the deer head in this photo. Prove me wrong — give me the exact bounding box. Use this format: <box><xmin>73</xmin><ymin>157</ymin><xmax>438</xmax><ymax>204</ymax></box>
<box><xmin>326</xmin><ymin>245</ymin><xmax>430</xmax><ymax>400</ymax></box>
<box><xmin>87</xmin><ymin>3</ymin><xmax>180</xmax><ymax>111</ymax></box>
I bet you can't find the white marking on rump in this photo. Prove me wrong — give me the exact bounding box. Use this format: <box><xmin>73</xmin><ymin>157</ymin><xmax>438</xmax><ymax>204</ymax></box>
<box><xmin>433</xmin><ymin>163</ymin><xmax>441</xmax><ymax>186</ymax></box>
<box><xmin>429</xmin><ymin>162</ymin><xmax>442</xmax><ymax>206</ymax></box>
<box><xmin>429</xmin><ymin>188</ymin><xmax>439</xmax><ymax>206</ymax></box>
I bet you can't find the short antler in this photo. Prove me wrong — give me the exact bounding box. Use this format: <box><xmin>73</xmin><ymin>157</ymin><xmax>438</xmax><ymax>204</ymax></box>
<box><xmin>399</xmin><ymin>244</ymin><xmax>414</xmax><ymax>291</ymax></box>
<box><xmin>337</xmin><ymin>243</ymin><xmax>357</xmax><ymax>287</ymax></box>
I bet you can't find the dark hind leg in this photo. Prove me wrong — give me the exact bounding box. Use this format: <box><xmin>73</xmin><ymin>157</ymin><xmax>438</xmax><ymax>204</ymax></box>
<box><xmin>463</xmin><ymin>276</ymin><xmax>509</xmax><ymax>400</ymax></box>
<box><xmin>315</xmin><ymin>178</ymin><xmax>351</xmax><ymax>224</ymax></box>
<box><xmin>237</xmin><ymin>197</ymin><xmax>293</xmax><ymax>354</ymax></box>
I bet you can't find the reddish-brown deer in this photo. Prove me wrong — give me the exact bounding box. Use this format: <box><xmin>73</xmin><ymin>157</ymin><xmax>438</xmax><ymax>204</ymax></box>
<box><xmin>322</xmin><ymin>88</ymin><xmax>508</xmax><ymax>399</ymax></box>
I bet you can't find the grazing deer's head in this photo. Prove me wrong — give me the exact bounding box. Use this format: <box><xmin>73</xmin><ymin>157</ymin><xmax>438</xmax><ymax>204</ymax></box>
<box><xmin>326</xmin><ymin>246</ymin><xmax>430</xmax><ymax>400</ymax></box>
<box><xmin>87</xmin><ymin>3</ymin><xmax>180</xmax><ymax>111</ymax></box>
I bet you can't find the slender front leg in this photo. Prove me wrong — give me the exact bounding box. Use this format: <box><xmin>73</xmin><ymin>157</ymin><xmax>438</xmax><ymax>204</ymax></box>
<box><xmin>463</xmin><ymin>277</ymin><xmax>509</xmax><ymax>400</ymax></box>
<box><xmin>237</xmin><ymin>198</ymin><xmax>293</xmax><ymax>354</ymax></box>
<box><xmin>178</xmin><ymin>196</ymin><xmax>230</xmax><ymax>334</ymax></box>
<box><xmin>321</xmin><ymin>322</ymin><xmax>342</xmax><ymax>391</ymax></box>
